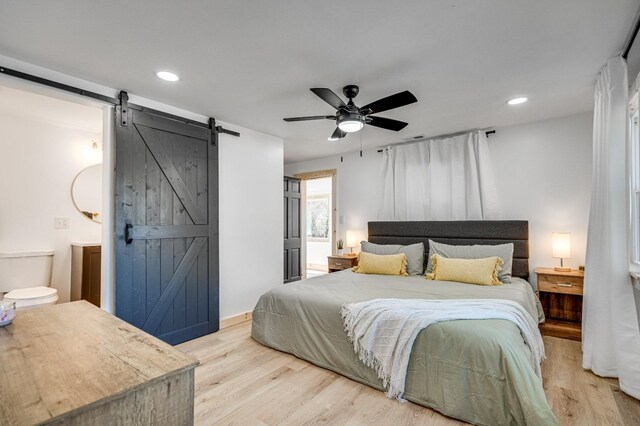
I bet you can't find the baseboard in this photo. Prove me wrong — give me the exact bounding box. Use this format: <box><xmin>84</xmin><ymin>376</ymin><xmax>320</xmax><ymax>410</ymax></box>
<box><xmin>220</xmin><ymin>311</ymin><xmax>253</xmax><ymax>329</ymax></box>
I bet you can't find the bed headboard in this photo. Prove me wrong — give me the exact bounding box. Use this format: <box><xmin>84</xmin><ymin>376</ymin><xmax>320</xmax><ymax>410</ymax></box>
<box><xmin>367</xmin><ymin>221</ymin><xmax>530</xmax><ymax>280</ymax></box>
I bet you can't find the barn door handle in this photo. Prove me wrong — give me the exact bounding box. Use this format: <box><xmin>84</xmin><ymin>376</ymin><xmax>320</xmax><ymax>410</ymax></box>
<box><xmin>125</xmin><ymin>223</ymin><xmax>133</xmax><ymax>245</ymax></box>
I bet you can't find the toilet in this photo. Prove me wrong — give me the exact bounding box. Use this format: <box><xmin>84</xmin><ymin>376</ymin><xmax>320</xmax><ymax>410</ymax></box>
<box><xmin>0</xmin><ymin>250</ymin><xmax>59</xmax><ymax>309</ymax></box>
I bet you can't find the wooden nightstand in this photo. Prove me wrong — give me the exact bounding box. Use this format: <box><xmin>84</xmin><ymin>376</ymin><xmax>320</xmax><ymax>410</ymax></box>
<box><xmin>535</xmin><ymin>267</ymin><xmax>584</xmax><ymax>341</ymax></box>
<box><xmin>328</xmin><ymin>255</ymin><xmax>358</xmax><ymax>273</ymax></box>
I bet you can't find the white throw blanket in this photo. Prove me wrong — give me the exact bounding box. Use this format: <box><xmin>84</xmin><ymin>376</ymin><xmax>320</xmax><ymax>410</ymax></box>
<box><xmin>341</xmin><ymin>298</ymin><xmax>544</xmax><ymax>400</ymax></box>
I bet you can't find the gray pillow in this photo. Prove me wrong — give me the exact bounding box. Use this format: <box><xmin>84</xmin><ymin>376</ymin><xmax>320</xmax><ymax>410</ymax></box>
<box><xmin>426</xmin><ymin>240</ymin><xmax>514</xmax><ymax>283</ymax></box>
<box><xmin>360</xmin><ymin>241</ymin><xmax>424</xmax><ymax>275</ymax></box>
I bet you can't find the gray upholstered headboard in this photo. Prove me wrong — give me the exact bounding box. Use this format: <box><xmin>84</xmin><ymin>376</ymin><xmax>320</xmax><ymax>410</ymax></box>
<box><xmin>367</xmin><ymin>221</ymin><xmax>530</xmax><ymax>280</ymax></box>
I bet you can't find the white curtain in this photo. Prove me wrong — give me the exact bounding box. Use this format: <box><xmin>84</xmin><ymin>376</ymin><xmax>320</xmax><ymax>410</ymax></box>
<box><xmin>378</xmin><ymin>131</ymin><xmax>501</xmax><ymax>220</ymax></box>
<box><xmin>583</xmin><ymin>56</ymin><xmax>640</xmax><ymax>398</ymax></box>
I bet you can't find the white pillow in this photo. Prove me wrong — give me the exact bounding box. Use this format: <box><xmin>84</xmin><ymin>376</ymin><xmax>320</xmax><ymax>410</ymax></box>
<box><xmin>360</xmin><ymin>241</ymin><xmax>424</xmax><ymax>275</ymax></box>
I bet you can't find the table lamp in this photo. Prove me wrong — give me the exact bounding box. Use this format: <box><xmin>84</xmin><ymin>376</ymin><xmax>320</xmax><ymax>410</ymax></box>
<box><xmin>552</xmin><ymin>233</ymin><xmax>571</xmax><ymax>272</ymax></box>
<box><xmin>345</xmin><ymin>230</ymin><xmax>359</xmax><ymax>256</ymax></box>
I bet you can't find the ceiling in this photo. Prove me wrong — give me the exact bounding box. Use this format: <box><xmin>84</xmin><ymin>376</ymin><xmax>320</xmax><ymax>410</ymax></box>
<box><xmin>0</xmin><ymin>1</ymin><xmax>637</xmax><ymax>163</ymax></box>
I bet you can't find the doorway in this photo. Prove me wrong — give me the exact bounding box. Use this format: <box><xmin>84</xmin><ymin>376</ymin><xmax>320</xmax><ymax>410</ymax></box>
<box><xmin>299</xmin><ymin>172</ymin><xmax>336</xmax><ymax>278</ymax></box>
<box><xmin>0</xmin><ymin>82</ymin><xmax>106</xmax><ymax>308</ymax></box>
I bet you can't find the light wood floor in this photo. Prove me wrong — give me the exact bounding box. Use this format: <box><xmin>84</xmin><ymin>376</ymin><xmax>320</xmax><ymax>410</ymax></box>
<box><xmin>177</xmin><ymin>321</ymin><xmax>640</xmax><ymax>426</ymax></box>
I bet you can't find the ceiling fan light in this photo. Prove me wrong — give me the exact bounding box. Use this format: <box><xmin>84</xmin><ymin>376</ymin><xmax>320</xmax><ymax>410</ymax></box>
<box><xmin>338</xmin><ymin>120</ymin><xmax>364</xmax><ymax>133</ymax></box>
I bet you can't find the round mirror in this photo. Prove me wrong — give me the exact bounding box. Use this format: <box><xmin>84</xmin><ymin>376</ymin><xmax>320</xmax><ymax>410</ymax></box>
<box><xmin>72</xmin><ymin>164</ymin><xmax>102</xmax><ymax>223</ymax></box>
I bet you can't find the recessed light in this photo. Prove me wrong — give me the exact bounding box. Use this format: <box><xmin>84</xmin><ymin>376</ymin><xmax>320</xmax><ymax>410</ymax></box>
<box><xmin>156</xmin><ymin>71</ymin><xmax>180</xmax><ymax>82</ymax></box>
<box><xmin>327</xmin><ymin>136</ymin><xmax>339</xmax><ymax>141</ymax></box>
<box><xmin>507</xmin><ymin>97</ymin><xmax>527</xmax><ymax>105</ymax></box>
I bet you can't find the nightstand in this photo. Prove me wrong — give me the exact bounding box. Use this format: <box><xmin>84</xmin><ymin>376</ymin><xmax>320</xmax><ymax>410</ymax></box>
<box><xmin>328</xmin><ymin>255</ymin><xmax>358</xmax><ymax>273</ymax></box>
<box><xmin>535</xmin><ymin>267</ymin><xmax>584</xmax><ymax>341</ymax></box>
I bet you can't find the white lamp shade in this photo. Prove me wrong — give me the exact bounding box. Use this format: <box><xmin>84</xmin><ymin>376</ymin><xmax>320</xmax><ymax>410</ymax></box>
<box><xmin>338</xmin><ymin>120</ymin><xmax>364</xmax><ymax>133</ymax></box>
<box><xmin>346</xmin><ymin>230</ymin><xmax>359</xmax><ymax>248</ymax></box>
<box><xmin>552</xmin><ymin>233</ymin><xmax>571</xmax><ymax>259</ymax></box>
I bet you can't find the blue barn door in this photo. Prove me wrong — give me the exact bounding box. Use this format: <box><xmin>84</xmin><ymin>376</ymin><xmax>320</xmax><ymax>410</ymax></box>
<box><xmin>115</xmin><ymin>100</ymin><xmax>219</xmax><ymax>344</ymax></box>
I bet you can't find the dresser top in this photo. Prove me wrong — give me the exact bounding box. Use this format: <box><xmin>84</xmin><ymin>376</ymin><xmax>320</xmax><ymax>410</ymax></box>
<box><xmin>0</xmin><ymin>301</ymin><xmax>198</xmax><ymax>425</ymax></box>
<box><xmin>70</xmin><ymin>241</ymin><xmax>102</xmax><ymax>247</ymax></box>
<box><xmin>535</xmin><ymin>267</ymin><xmax>584</xmax><ymax>278</ymax></box>
<box><xmin>328</xmin><ymin>254</ymin><xmax>358</xmax><ymax>259</ymax></box>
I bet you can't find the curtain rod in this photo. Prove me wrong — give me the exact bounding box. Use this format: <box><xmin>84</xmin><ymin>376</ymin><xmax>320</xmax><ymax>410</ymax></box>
<box><xmin>623</xmin><ymin>6</ymin><xmax>640</xmax><ymax>59</ymax></box>
<box><xmin>376</xmin><ymin>129</ymin><xmax>495</xmax><ymax>153</ymax></box>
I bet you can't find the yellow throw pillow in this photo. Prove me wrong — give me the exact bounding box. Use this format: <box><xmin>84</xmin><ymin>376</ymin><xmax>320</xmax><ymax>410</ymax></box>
<box><xmin>353</xmin><ymin>252</ymin><xmax>408</xmax><ymax>276</ymax></box>
<box><xmin>425</xmin><ymin>254</ymin><xmax>503</xmax><ymax>286</ymax></box>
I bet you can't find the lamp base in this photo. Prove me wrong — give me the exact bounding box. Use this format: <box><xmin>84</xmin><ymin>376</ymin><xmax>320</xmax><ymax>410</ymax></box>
<box><xmin>554</xmin><ymin>266</ymin><xmax>572</xmax><ymax>272</ymax></box>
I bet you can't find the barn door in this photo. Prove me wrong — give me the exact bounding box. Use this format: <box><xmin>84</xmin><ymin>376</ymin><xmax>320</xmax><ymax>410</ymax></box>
<box><xmin>115</xmin><ymin>104</ymin><xmax>219</xmax><ymax>345</ymax></box>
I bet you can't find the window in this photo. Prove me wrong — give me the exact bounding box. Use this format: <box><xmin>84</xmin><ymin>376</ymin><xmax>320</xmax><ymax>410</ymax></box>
<box><xmin>630</xmin><ymin>91</ymin><xmax>640</xmax><ymax>262</ymax></box>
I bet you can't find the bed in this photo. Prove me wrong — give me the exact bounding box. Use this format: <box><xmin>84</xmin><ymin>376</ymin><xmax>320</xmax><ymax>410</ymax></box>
<box><xmin>251</xmin><ymin>221</ymin><xmax>557</xmax><ymax>426</ymax></box>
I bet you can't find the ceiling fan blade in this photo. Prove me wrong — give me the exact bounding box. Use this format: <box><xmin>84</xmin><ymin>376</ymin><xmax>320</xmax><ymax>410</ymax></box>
<box><xmin>283</xmin><ymin>115</ymin><xmax>335</xmax><ymax>122</ymax></box>
<box><xmin>310</xmin><ymin>88</ymin><xmax>347</xmax><ymax>110</ymax></box>
<box><xmin>329</xmin><ymin>127</ymin><xmax>346</xmax><ymax>140</ymax></box>
<box><xmin>360</xmin><ymin>90</ymin><xmax>417</xmax><ymax>115</ymax></box>
<box><xmin>367</xmin><ymin>116</ymin><xmax>409</xmax><ymax>131</ymax></box>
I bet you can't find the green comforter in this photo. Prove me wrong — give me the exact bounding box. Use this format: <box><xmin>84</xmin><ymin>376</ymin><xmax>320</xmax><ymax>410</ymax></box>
<box><xmin>251</xmin><ymin>270</ymin><xmax>558</xmax><ymax>426</ymax></box>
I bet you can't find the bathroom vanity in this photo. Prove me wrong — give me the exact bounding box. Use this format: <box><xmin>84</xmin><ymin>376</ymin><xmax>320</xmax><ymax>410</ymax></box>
<box><xmin>0</xmin><ymin>301</ymin><xmax>198</xmax><ymax>425</ymax></box>
<box><xmin>70</xmin><ymin>242</ymin><xmax>101</xmax><ymax>307</ymax></box>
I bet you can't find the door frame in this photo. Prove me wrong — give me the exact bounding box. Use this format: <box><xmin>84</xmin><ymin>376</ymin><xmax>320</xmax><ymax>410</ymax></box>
<box><xmin>300</xmin><ymin>182</ymin><xmax>307</xmax><ymax>279</ymax></box>
<box><xmin>294</xmin><ymin>169</ymin><xmax>337</xmax><ymax>278</ymax></box>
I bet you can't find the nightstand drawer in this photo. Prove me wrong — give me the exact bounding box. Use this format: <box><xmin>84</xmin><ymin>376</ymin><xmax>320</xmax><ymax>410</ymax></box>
<box><xmin>328</xmin><ymin>257</ymin><xmax>353</xmax><ymax>271</ymax></box>
<box><xmin>538</xmin><ymin>275</ymin><xmax>583</xmax><ymax>295</ymax></box>
<box><xmin>535</xmin><ymin>267</ymin><xmax>584</xmax><ymax>341</ymax></box>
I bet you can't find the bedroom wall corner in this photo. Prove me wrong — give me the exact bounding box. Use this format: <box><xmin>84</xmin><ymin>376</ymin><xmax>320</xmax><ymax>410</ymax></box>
<box><xmin>219</xmin><ymin>124</ymin><xmax>284</xmax><ymax>320</ymax></box>
<box><xmin>284</xmin><ymin>111</ymin><xmax>593</xmax><ymax>289</ymax></box>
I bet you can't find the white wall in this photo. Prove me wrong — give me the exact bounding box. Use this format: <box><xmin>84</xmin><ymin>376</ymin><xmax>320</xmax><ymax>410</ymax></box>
<box><xmin>285</xmin><ymin>112</ymin><xmax>593</xmax><ymax>288</ymax></box>
<box><xmin>491</xmin><ymin>112</ymin><xmax>592</xmax><ymax>283</ymax></box>
<box><xmin>219</xmin><ymin>126</ymin><xmax>283</xmax><ymax>319</ymax></box>
<box><xmin>0</xmin><ymin>114</ymin><xmax>103</xmax><ymax>302</ymax></box>
<box><xmin>307</xmin><ymin>241</ymin><xmax>331</xmax><ymax>268</ymax></box>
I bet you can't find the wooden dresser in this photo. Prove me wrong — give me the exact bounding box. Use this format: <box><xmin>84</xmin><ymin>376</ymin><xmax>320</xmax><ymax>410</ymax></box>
<box><xmin>536</xmin><ymin>267</ymin><xmax>584</xmax><ymax>341</ymax></box>
<box><xmin>0</xmin><ymin>301</ymin><xmax>198</xmax><ymax>425</ymax></box>
<box><xmin>328</xmin><ymin>254</ymin><xmax>358</xmax><ymax>273</ymax></box>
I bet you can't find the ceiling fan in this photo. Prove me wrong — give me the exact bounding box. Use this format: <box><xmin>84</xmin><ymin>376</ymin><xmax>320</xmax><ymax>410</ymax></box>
<box><xmin>283</xmin><ymin>85</ymin><xmax>418</xmax><ymax>141</ymax></box>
